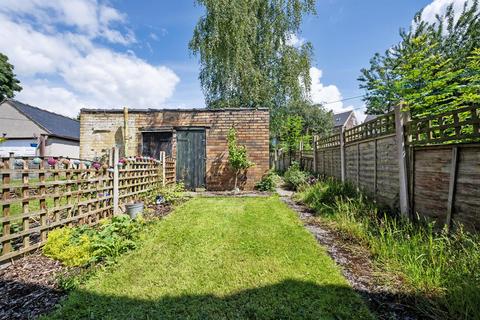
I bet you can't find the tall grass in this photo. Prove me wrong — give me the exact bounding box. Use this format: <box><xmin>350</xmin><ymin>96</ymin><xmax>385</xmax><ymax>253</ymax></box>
<box><xmin>296</xmin><ymin>179</ymin><xmax>480</xmax><ymax>319</ymax></box>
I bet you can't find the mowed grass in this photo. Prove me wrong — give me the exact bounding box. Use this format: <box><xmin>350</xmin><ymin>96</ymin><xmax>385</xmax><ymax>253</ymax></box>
<box><xmin>46</xmin><ymin>196</ymin><xmax>373</xmax><ymax>320</ymax></box>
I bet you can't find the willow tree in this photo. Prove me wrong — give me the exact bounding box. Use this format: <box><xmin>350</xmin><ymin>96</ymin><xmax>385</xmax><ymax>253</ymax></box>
<box><xmin>189</xmin><ymin>0</ymin><xmax>316</xmax><ymax>133</ymax></box>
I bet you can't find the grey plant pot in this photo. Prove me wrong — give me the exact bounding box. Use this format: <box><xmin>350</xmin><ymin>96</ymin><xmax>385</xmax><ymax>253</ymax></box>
<box><xmin>125</xmin><ymin>202</ymin><xmax>144</xmax><ymax>219</ymax></box>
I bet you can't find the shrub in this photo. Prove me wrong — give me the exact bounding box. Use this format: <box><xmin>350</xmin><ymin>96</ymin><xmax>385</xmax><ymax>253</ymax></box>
<box><xmin>145</xmin><ymin>183</ymin><xmax>187</xmax><ymax>206</ymax></box>
<box><xmin>160</xmin><ymin>183</ymin><xmax>187</xmax><ymax>204</ymax></box>
<box><xmin>297</xmin><ymin>179</ymin><xmax>480</xmax><ymax>319</ymax></box>
<box><xmin>92</xmin><ymin>215</ymin><xmax>142</xmax><ymax>263</ymax></box>
<box><xmin>297</xmin><ymin>179</ymin><xmax>358</xmax><ymax>213</ymax></box>
<box><xmin>283</xmin><ymin>162</ymin><xmax>308</xmax><ymax>191</ymax></box>
<box><xmin>255</xmin><ymin>171</ymin><xmax>279</xmax><ymax>191</ymax></box>
<box><xmin>43</xmin><ymin>215</ymin><xmax>144</xmax><ymax>266</ymax></box>
<box><xmin>228</xmin><ymin>127</ymin><xmax>254</xmax><ymax>190</ymax></box>
<box><xmin>43</xmin><ymin>227</ymin><xmax>94</xmax><ymax>267</ymax></box>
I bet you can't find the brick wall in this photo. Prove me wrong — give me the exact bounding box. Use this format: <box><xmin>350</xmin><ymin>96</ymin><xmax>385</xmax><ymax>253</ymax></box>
<box><xmin>80</xmin><ymin>109</ymin><xmax>270</xmax><ymax>190</ymax></box>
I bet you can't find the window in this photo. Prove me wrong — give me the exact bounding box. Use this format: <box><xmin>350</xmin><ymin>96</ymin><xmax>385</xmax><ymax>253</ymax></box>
<box><xmin>142</xmin><ymin>132</ymin><xmax>173</xmax><ymax>159</ymax></box>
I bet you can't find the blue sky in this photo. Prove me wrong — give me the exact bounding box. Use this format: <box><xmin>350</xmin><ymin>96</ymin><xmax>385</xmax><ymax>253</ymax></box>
<box><xmin>0</xmin><ymin>0</ymin><xmax>463</xmax><ymax>118</ymax></box>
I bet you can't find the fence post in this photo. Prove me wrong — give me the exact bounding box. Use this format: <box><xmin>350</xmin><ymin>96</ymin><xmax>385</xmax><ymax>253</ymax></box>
<box><xmin>340</xmin><ymin>127</ymin><xmax>346</xmax><ymax>182</ymax></box>
<box><xmin>395</xmin><ymin>105</ymin><xmax>410</xmax><ymax>217</ymax></box>
<box><xmin>313</xmin><ymin>136</ymin><xmax>318</xmax><ymax>174</ymax></box>
<box><xmin>273</xmin><ymin>148</ymin><xmax>278</xmax><ymax>171</ymax></box>
<box><xmin>160</xmin><ymin>151</ymin><xmax>166</xmax><ymax>187</ymax></box>
<box><xmin>299</xmin><ymin>140</ymin><xmax>303</xmax><ymax>168</ymax></box>
<box><xmin>113</xmin><ymin>147</ymin><xmax>119</xmax><ymax>215</ymax></box>
<box><xmin>445</xmin><ymin>146</ymin><xmax>459</xmax><ymax>229</ymax></box>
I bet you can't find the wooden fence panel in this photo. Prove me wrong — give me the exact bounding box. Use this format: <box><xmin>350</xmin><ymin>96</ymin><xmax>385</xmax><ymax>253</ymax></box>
<box><xmin>165</xmin><ymin>156</ymin><xmax>176</xmax><ymax>184</ymax></box>
<box><xmin>0</xmin><ymin>153</ymin><xmax>175</xmax><ymax>263</ymax></box>
<box><xmin>272</xmin><ymin>106</ymin><xmax>480</xmax><ymax>230</ymax></box>
<box><xmin>0</xmin><ymin>157</ymin><xmax>114</xmax><ymax>263</ymax></box>
<box><xmin>375</xmin><ymin>136</ymin><xmax>399</xmax><ymax>209</ymax></box>
<box><xmin>413</xmin><ymin>148</ymin><xmax>450</xmax><ymax>223</ymax></box>
<box><xmin>345</xmin><ymin>145</ymin><xmax>357</xmax><ymax>183</ymax></box>
<box><xmin>413</xmin><ymin>145</ymin><xmax>480</xmax><ymax>229</ymax></box>
<box><xmin>454</xmin><ymin>146</ymin><xmax>480</xmax><ymax>229</ymax></box>
<box><xmin>358</xmin><ymin>140</ymin><xmax>375</xmax><ymax>195</ymax></box>
<box><xmin>315</xmin><ymin>147</ymin><xmax>341</xmax><ymax>179</ymax></box>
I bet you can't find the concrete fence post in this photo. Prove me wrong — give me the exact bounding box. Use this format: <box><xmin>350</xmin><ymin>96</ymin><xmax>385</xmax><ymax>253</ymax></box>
<box><xmin>340</xmin><ymin>127</ymin><xmax>346</xmax><ymax>183</ymax></box>
<box><xmin>113</xmin><ymin>147</ymin><xmax>119</xmax><ymax>215</ymax></box>
<box><xmin>394</xmin><ymin>105</ymin><xmax>410</xmax><ymax>217</ymax></box>
<box><xmin>273</xmin><ymin>149</ymin><xmax>278</xmax><ymax>171</ymax></box>
<box><xmin>313</xmin><ymin>135</ymin><xmax>318</xmax><ymax>174</ymax></box>
<box><xmin>160</xmin><ymin>151</ymin><xmax>166</xmax><ymax>187</ymax></box>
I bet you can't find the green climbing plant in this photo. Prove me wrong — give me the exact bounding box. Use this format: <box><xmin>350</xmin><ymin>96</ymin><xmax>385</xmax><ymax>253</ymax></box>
<box><xmin>227</xmin><ymin>127</ymin><xmax>254</xmax><ymax>191</ymax></box>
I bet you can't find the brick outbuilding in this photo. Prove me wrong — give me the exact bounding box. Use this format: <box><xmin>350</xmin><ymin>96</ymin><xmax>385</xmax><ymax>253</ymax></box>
<box><xmin>80</xmin><ymin>108</ymin><xmax>269</xmax><ymax>190</ymax></box>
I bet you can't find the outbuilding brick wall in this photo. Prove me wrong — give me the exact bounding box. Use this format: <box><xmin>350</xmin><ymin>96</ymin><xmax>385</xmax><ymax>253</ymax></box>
<box><xmin>80</xmin><ymin>109</ymin><xmax>269</xmax><ymax>190</ymax></box>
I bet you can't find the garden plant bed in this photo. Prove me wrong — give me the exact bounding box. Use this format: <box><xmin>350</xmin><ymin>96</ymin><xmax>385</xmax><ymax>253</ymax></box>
<box><xmin>0</xmin><ymin>202</ymin><xmax>175</xmax><ymax>320</ymax></box>
<box><xmin>277</xmin><ymin>187</ymin><xmax>422</xmax><ymax>320</ymax></box>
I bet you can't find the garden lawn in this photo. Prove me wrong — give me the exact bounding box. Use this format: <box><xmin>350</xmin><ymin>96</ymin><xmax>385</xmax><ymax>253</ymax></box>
<box><xmin>46</xmin><ymin>196</ymin><xmax>373</xmax><ymax>320</ymax></box>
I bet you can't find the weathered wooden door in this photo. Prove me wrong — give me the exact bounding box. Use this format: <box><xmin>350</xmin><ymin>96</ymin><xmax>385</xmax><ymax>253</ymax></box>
<box><xmin>176</xmin><ymin>130</ymin><xmax>206</xmax><ymax>189</ymax></box>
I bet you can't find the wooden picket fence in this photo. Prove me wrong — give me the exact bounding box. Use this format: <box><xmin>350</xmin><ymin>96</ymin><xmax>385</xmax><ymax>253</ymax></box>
<box><xmin>0</xmin><ymin>149</ymin><xmax>176</xmax><ymax>264</ymax></box>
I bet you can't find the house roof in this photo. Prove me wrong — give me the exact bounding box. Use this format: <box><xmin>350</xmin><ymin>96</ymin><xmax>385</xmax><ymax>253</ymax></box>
<box><xmin>364</xmin><ymin>114</ymin><xmax>378</xmax><ymax>123</ymax></box>
<box><xmin>5</xmin><ymin>99</ymin><xmax>80</xmax><ymax>141</ymax></box>
<box><xmin>332</xmin><ymin>110</ymin><xmax>354</xmax><ymax>128</ymax></box>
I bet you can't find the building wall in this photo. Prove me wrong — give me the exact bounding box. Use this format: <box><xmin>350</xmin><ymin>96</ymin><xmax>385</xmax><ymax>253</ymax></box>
<box><xmin>344</xmin><ymin>113</ymin><xmax>358</xmax><ymax>130</ymax></box>
<box><xmin>0</xmin><ymin>139</ymin><xmax>38</xmax><ymax>157</ymax></box>
<box><xmin>80</xmin><ymin>109</ymin><xmax>270</xmax><ymax>190</ymax></box>
<box><xmin>45</xmin><ymin>137</ymin><xmax>80</xmax><ymax>158</ymax></box>
<box><xmin>0</xmin><ymin>101</ymin><xmax>47</xmax><ymax>138</ymax></box>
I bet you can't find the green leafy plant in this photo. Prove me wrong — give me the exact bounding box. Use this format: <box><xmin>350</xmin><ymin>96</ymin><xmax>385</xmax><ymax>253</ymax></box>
<box><xmin>92</xmin><ymin>215</ymin><xmax>142</xmax><ymax>263</ymax></box>
<box><xmin>280</xmin><ymin>116</ymin><xmax>303</xmax><ymax>155</ymax></box>
<box><xmin>146</xmin><ymin>183</ymin><xmax>187</xmax><ymax>206</ymax></box>
<box><xmin>298</xmin><ymin>178</ymin><xmax>358</xmax><ymax>214</ymax></box>
<box><xmin>56</xmin><ymin>268</ymin><xmax>93</xmax><ymax>291</ymax></box>
<box><xmin>359</xmin><ymin>1</ymin><xmax>480</xmax><ymax>117</ymax></box>
<box><xmin>160</xmin><ymin>183</ymin><xmax>187</xmax><ymax>204</ymax></box>
<box><xmin>43</xmin><ymin>215</ymin><xmax>145</xmax><ymax>267</ymax></box>
<box><xmin>189</xmin><ymin>0</ymin><xmax>316</xmax><ymax>136</ymax></box>
<box><xmin>296</xmin><ymin>179</ymin><xmax>480</xmax><ymax>319</ymax></box>
<box><xmin>43</xmin><ymin>227</ymin><xmax>94</xmax><ymax>267</ymax></box>
<box><xmin>283</xmin><ymin>162</ymin><xmax>308</xmax><ymax>191</ymax></box>
<box><xmin>227</xmin><ymin>127</ymin><xmax>254</xmax><ymax>191</ymax></box>
<box><xmin>0</xmin><ymin>53</ymin><xmax>22</xmax><ymax>100</ymax></box>
<box><xmin>255</xmin><ymin>171</ymin><xmax>279</xmax><ymax>192</ymax></box>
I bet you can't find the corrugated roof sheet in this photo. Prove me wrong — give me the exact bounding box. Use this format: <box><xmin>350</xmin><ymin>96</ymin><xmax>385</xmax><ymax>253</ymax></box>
<box><xmin>7</xmin><ymin>99</ymin><xmax>80</xmax><ymax>140</ymax></box>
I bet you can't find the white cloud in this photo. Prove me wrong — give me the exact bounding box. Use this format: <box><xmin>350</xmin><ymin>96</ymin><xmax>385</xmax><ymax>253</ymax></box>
<box><xmin>420</xmin><ymin>0</ymin><xmax>474</xmax><ymax>24</ymax></box>
<box><xmin>0</xmin><ymin>0</ymin><xmax>180</xmax><ymax>117</ymax></box>
<box><xmin>309</xmin><ymin>67</ymin><xmax>366</xmax><ymax>122</ymax></box>
<box><xmin>286</xmin><ymin>33</ymin><xmax>305</xmax><ymax>47</ymax></box>
<box><xmin>309</xmin><ymin>67</ymin><xmax>348</xmax><ymax>113</ymax></box>
<box><xmin>17</xmin><ymin>83</ymin><xmax>87</xmax><ymax>117</ymax></box>
<box><xmin>0</xmin><ymin>0</ymin><xmax>134</xmax><ymax>44</ymax></box>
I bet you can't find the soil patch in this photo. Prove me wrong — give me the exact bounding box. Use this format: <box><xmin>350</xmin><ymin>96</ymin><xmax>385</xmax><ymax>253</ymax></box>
<box><xmin>0</xmin><ymin>253</ymin><xmax>67</xmax><ymax>320</ymax></box>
